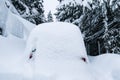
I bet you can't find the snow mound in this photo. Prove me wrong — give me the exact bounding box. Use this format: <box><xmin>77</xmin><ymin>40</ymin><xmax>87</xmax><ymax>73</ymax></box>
<box><xmin>91</xmin><ymin>54</ymin><xmax>120</xmax><ymax>70</ymax></box>
<box><xmin>0</xmin><ymin>0</ymin><xmax>9</xmax><ymax>36</ymax></box>
<box><xmin>91</xmin><ymin>54</ymin><xmax>120</xmax><ymax>80</ymax></box>
<box><xmin>6</xmin><ymin>10</ymin><xmax>35</xmax><ymax>40</ymax></box>
<box><xmin>0</xmin><ymin>35</ymin><xmax>25</xmax><ymax>79</ymax></box>
<box><xmin>25</xmin><ymin>22</ymin><xmax>88</xmax><ymax>61</ymax></box>
<box><xmin>24</xmin><ymin>22</ymin><xmax>92</xmax><ymax>80</ymax></box>
<box><xmin>0</xmin><ymin>35</ymin><xmax>25</xmax><ymax>55</ymax></box>
<box><xmin>0</xmin><ymin>0</ymin><xmax>35</xmax><ymax>39</ymax></box>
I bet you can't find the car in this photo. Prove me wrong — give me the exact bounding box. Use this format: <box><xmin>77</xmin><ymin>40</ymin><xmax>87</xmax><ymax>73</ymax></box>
<box><xmin>24</xmin><ymin>22</ymin><xmax>91</xmax><ymax>80</ymax></box>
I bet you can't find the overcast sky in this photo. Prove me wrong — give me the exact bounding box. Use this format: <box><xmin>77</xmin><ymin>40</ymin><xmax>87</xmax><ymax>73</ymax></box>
<box><xmin>43</xmin><ymin>0</ymin><xmax>59</xmax><ymax>18</ymax></box>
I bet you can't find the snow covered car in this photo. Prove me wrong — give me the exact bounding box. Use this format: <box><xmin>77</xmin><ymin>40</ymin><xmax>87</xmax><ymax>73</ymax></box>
<box><xmin>24</xmin><ymin>22</ymin><xmax>92</xmax><ymax>80</ymax></box>
<box><xmin>25</xmin><ymin>22</ymin><xmax>88</xmax><ymax>62</ymax></box>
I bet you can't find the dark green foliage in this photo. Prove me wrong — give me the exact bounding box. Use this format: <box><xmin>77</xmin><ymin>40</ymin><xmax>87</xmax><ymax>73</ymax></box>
<box><xmin>0</xmin><ymin>28</ymin><xmax>2</xmax><ymax>35</ymax></box>
<box><xmin>57</xmin><ymin>0</ymin><xmax>63</xmax><ymax>3</ymax></box>
<box><xmin>55</xmin><ymin>0</ymin><xmax>120</xmax><ymax>55</ymax></box>
<box><xmin>11</xmin><ymin>0</ymin><xmax>26</xmax><ymax>14</ymax></box>
<box><xmin>47</xmin><ymin>11</ymin><xmax>53</xmax><ymax>22</ymax></box>
<box><xmin>103</xmin><ymin>28</ymin><xmax>120</xmax><ymax>53</ymax></box>
<box><xmin>55</xmin><ymin>0</ymin><xmax>83</xmax><ymax>23</ymax></box>
<box><xmin>82</xmin><ymin>0</ymin><xmax>120</xmax><ymax>55</ymax></box>
<box><xmin>11</xmin><ymin>0</ymin><xmax>45</xmax><ymax>24</ymax></box>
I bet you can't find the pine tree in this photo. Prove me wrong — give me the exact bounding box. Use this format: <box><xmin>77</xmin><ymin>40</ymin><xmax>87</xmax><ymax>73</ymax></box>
<box><xmin>47</xmin><ymin>11</ymin><xmax>53</xmax><ymax>22</ymax></box>
<box><xmin>57</xmin><ymin>0</ymin><xmax>63</xmax><ymax>3</ymax></box>
<box><xmin>55</xmin><ymin>0</ymin><xmax>83</xmax><ymax>23</ymax></box>
<box><xmin>80</xmin><ymin>0</ymin><xmax>120</xmax><ymax>55</ymax></box>
<box><xmin>10</xmin><ymin>0</ymin><xmax>46</xmax><ymax>24</ymax></box>
<box><xmin>102</xmin><ymin>0</ymin><xmax>120</xmax><ymax>53</ymax></box>
<box><xmin>55</xmin><ymin>0</ymin><xmax>120</xmax><ymax>55</ymax></box>
<box><xmin>103</xmin><ymin>28</ymin><xmax>120</xmax><ymax>53</ymax></box>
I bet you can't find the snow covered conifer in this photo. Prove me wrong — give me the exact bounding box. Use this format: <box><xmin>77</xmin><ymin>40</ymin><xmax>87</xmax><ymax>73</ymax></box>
<box><xmin>103</xmin><ymin>28</ymin><xmax>120</xmax><ymax>53</ymax></box>
<box><xmin>79</xmin><ymin>0</ymin><xmax>120</xmax><ymax>55</ymax></box>
<box><xmin>55</xmin><ymin>0</ymin><xmax>83</xmax><ymax>23</ymax></box>
<box><xmin>57</xmin><ymin>0</ymin><xmax>63</xmax><ymax>3</ymax></box>
<box><xmin>10</xmin><ymin>0</ymin><xmax>46</xmax><ymax>24</ymax></box>
<box><xmin>47</xmin><ymin>11</ymin><xmax>53</xmax><ymax>22</ymax></box>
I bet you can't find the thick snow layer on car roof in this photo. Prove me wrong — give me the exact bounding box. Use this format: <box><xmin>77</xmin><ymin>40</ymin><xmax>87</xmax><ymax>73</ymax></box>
<box><xmin>25</xmin><ymin>22</ymin><xmax>88</xmax><ymax>61</ymax></box>
<box><xmin>24</xmin><ymin>22</ymin><xmax>91</xmax><ymax>80</ymax></box>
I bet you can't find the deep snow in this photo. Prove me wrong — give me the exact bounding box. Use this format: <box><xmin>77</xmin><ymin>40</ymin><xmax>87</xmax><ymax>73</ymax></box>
<box><xmin>6</xmin><ymin>10</ymin><xmax>35</xmax><ymax>40</ymax></box>
<box><xmin>0</xmin><ymin>23</ymin><xmax>120</xmax><ymax>80</ymax></box>
<box><xmin>25</xmin><ymin>22</ymin><xmax>88</xmax><ymax>61</ymax></box>
<box><xmin>0</xmin><ymin>0</ymin><xmax>35</xmax><ymax>39</ymax></box>
<box><xmin>90</xmin><ymin>54</ymin><xmax>120</xmax><ymax>80</ymax></box>
<box><xmin>1</xmin><ymin>0</ymin><xmax>120</xmax><ymax>80</ymax></box>
<box><xmin>0</xmin><ymin>35</ymin><xmax>25</xmax><ymax>80</ymax></box>
<box><xmin>24</xmin><ymin>22</ymin><xmax>92</xmax><ymax>80</ymax></box>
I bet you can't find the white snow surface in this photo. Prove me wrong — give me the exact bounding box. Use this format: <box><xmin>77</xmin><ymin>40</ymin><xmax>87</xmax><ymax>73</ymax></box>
<box><xmin>0</xmin><ymin>35</ymin><xmax>25</xmax><ymax>80</ymax></box>
<box><xmin>0</xmin><ymin>0</ymin><xmax>9</xmax><ymax>36</ymax></box>
<box><xmin>24</xmin><ymin>22</ymin><xmax>92</xmax><ymax>80</ymax></box>
<box><xmin>0</xmin><ymin>0</ymin><xmax>35</xmax><ymax>39</ymax></box>
<box><xmin>90</xmin><ymin>54</ymin><xmax>120</xmax><ymax>80</ymax></box>
<box><xmin>0</xmin><ymin>22</ymin><xmax>120</xmax><ymax>80</ymax></box>
<box><xmin>6</xmin><ymin>10</ymin><xmax>35</xmax><ymax>40</ymax></box>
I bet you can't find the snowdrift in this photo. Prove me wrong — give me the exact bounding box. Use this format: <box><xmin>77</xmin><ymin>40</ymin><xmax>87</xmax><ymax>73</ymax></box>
<box><xmin>6</xmin><ymin>11</ymin><xmax>35</xmax><ymax>39</ymax></box>
<box><xmin>0</xmin><ymin>30</ymin><xmax>120</xmax><ymax>80</ymax></box>
<box><xmin>0</xmin><ymin>0</ymin><xmax>35</xmax><ymax>39</ymax></box>
<box><xmin>0</xmin><ymin>0</ymin><xmax>9</xmax><ymax>36</ymax></box>
<box><xmin>0</xmin><ymin>35</ymin><xmax>25</xmax><ymax>80</ymax></box>
<box><xmin>90</xmin><ymin>54</ymin><xmax>120</xmax><ymax>80</ymax></box>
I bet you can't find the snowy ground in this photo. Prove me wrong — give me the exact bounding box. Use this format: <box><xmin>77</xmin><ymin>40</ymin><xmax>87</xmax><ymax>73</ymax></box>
<box><xmin>89</xmin><ymin>54</ymin><xmax>120</xmax><ymax>80</ymax></box>
<box><xmin>0</xmin><ymin>35</ymin><xmax>25</xmax><ymax>80</ymax></box>
<box><xmin>0</xmin><ymin>35</ymin><xmax>120</xmax><ymax>80</ymax></box>
<box><xmin>0</xmin><ymin>23</ymin><xmax>120</xmax><ymax>80</ymax></box>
